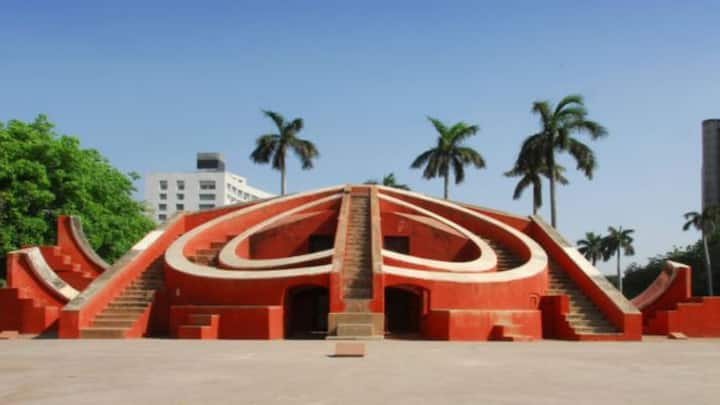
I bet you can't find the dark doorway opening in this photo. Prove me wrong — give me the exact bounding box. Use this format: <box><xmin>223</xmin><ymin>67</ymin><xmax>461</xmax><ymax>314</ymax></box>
<box><xmin>385</xmin><ymin>287</ymin><xmax>421</xmax><ymax>337</ymax></box>
<box><xmin>384</xmin><ymin>236</ymin><xmax>410</xmax><ymax>254</ymax></box>
<box><xmin>285</xmin><ymin>286</ymin><xmax>329</xmax><ymax>339</ymax></box>
<box><xmin>309</xmin><ymin>235</ymin><xmax>334</xmax><ymax>253</ymax></box>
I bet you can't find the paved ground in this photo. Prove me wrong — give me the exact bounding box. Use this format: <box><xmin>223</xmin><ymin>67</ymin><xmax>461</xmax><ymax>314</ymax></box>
<box><xmin>0</xmin><ymin>338</ymin><xmax>718</xmax><ymax>404</ymax></box>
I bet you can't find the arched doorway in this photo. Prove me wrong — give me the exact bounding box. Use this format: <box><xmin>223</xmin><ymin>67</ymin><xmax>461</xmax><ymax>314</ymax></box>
<box><xmin>385</xmin><ymin>286</ymin><xmax>422</xmax><ymax>337</ymax></box>
<box><xmin>285</xmin><ymin>286</ymin><xmax>329</xmax><ymax>339</ymax></box>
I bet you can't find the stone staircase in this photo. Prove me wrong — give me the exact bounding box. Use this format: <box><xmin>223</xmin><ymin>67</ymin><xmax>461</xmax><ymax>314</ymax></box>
<box><xmin>188</xmin><ymin>236</ymin><xmax>233</xmax><ymax>267</ymax></box>
<box><xmin>547</xmin><ymin>262</ymin><xmax>618</xmax><ymax>336</ymax></box>
<box><xmin>484</xmin><ymin>239</ymin><xmax>524</xmax><ymax>271</ymax></box>
<box><xmin>0</xmin><ymin>287</ymin><xmax>59</xmax><ymax>334</ymax></box>
<box><xmin>43</xmin><ymin>247</ymin><xmax>96</xmax><ymax>290</ymax></box>
<box><xmin>328</xmin><ymin>191</ymin><xmax>383</xmax><ymax>340</ymax></box>
<box><xmin>178</xmin><ymin>314</ymin><xmax>220</xmax><ymax>339</ymax></box>
<box><xmin>328</xmin><ymin>299</ymin><xmax>384</xmax><ymax>340</ymax></box>
<box><xmin>80</xmin><ymin>259</ymin><xmax>164</xmax><ymax>338</ymax></box>
<box><xmin>343</xmin><ymin>193</ymin><xmax>373</xmax><ymax>299</ymax></box>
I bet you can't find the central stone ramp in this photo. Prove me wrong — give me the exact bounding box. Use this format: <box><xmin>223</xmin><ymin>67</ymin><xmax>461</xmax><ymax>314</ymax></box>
<box><xmin>328</xmin><ymin>189</ymin><xmax>383</xmax><ymax>340</ymax></box>
<box><xmin>547</xmin><ymin>261</ymin><xmax>618</xmax><ymax>336</ymax></box>
<box><xmin>343</xmin><ymin>192</ymin><xmax>373</xmax><ymax>299</ymax></box>
<box><xmin>80</xmin><ymin>259</ymin><xmax>164</xmax><ymax>339</ymax></box>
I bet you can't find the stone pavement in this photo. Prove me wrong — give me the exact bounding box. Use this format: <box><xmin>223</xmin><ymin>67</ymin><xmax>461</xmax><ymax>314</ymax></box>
<box><xmin>0</xmin><ymin>338</ymin><xmax>718</xmax><ymax>404</ymax></box>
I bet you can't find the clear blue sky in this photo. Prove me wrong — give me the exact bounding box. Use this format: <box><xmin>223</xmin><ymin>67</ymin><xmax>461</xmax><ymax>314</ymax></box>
<box><xmin>1</xmin><ymin>0</ymin><xmax>719</xmax><ymax>274</ymax></box>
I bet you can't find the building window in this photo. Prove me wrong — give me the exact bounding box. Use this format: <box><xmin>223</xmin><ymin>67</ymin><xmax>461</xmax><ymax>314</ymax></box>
<box><xmin>199</xmin><ymin>204</ymin><xmax>215</xmax><ymax>210</ymax></box>
<box><xmin>177</xmin><ymin>180</ymin><xmax>185</xmax><ymax>190</ymax></box>
<box><xmin>159</xmin><ymin>193</ymin><xmax>167</xmax><ymax>200</ymax></box>
<box><xmin>158</xmin><ymin>204</ymin><xmax>167</xmax><ymax>211</ymax></box>
<box><xmin>158</xmin><ymin>214</ymin><xmax>167</xmax><ymax>221</ymax></box>
<box><xmin>159</xmin><ymin>180</ymin><xmax>168</xmax><ymax>190</ymax></box>
<box><xmin>199</xmin><ymin>194</ymin><xmax>215</xmax><ymax>201</ymax></box>
<box><xmin>176</xmin><ymin>204</ymin><xmax>184</xmax><ymax>211</ymax></box>
<box><xmin>199</xmin><ymin>180</ymin><xmax>216</xmax><ymax>190</ymax></box>
<box><xmin>177</xmin><ymin>193</ymin><xmax>184</xmax><ymax>200</ymax></box>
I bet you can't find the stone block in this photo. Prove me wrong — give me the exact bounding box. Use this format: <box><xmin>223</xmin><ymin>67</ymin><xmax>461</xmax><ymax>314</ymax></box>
<box><xmin>333</xmin><ymin>342</ymin><xmax>366</xmax><ymax>357</ymax></box>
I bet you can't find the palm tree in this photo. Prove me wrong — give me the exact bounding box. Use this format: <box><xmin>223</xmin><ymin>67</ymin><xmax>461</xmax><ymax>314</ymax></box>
<box><xmin>604</xmin><ymin>226</ymin><xmax>635</xmax><ymax>294</ymax></box>
<box><xmin>410</xmin><ymin>117</ymin><xmax>486</xmax><ymax>200</ymax></box>
<box><xmin>577</xmin><ymin>232</ymin><xmax>606</xmax><ymax>266</ymax></box>
<box><xmin>519</xmin><ymin>94</ymin><xmax>607</xmax><ymax>227</ymax></box>
<box><xmin>250</xmin><ymin>110</ymin><xmax>319</xmax><ymax>195</ymax></box>
<box><xmin>365</xmin><ymin>173</ymin><xmax>410</xmax><ymax>190</ymax></box>
<box><xmin>505</xmin><ymin>146</ymin><xmax>569</xmax><ymax>215</ymax></box>
<box><xmin>683</xmin><ymin>206</ymin><xmax>719</xmax><ymax>296</ymax></box>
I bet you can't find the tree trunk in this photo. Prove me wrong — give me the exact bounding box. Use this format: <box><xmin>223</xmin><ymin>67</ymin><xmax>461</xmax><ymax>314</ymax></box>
<box><xmin>703</xmin><ymin>235</ymin><xmax>714</xmax><ymax>296</ymax></box>
<box><xmin>281</xmin><ymin>167</ymin><xmax>287</xmax><ymax>196</ymax></box>
<box><xmin>616</xmin><ymin>248</ymin><xmax>623</xmax><ymax>294</ymax></box>
<box><xmin>443</xmin><ymin>173</ymin><xmax>449</xmax><ymax>200</ymax></box>
<box><xmin>548</xmin><ymin>151</ymin><xmax>557</xmax><ymax>228</ymax></box>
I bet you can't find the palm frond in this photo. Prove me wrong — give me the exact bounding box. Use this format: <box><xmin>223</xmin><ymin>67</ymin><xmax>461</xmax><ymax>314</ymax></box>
<box><xmin>249</xmin><ymin>134</ymin><xmax>279</xmax><ymax>164</ymax></box>
<box><xmin>532</xmin><ymin>101</ymin><xmax>553</xmax><ymax>130</ymax></box>
<box><xmin>567</xmin><ymin>138</ymin><xmax>596</xmax><ymax>178</ymax></box>
<box><xmin>554</xmin><ymin>94</ymin><xmax>584</xmax><ymax>115</ymax></box>
<box><xmin>262</xmin><ymin>110</ymin><xmax>286</xmax><ymax>131</ymax></box>
<box><xmin>411</xmin><ymin>149</ymin><xmax>435</xmax><ymax>169</ymax></box>
<box><xmin>288</xmin><ymin>118</ymin><xmax>304</xmax><ymax>134</ymax></box>
<box><xmin>568</xmin><ymin>119</ymin><xmax>608</xmax><ymax>139</ymax></box>
<box><xmin>455</xmin><ymin>146</ymin><xmax>486</xmax><ymax>169</ymax></box>
<box><xmin>427</xmin><ymin>117</ymin><xmax>448</xmax><ymax>136</ymax></box>
<box><xmin>289</xmin><ymin>138</ymin><xmax>319</xmax><ymax>170</ymax></box>
<box><xmin>451</xmin><ymin>156</ymin><xmax>465</xmax><ymax>184</ymax></box>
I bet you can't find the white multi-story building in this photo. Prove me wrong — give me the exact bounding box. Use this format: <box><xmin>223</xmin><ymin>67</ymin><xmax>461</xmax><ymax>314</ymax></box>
<box><xmin>144</xmin><ymin>153</ymin><xmax>274</xmax><ymax>222</ymax></box>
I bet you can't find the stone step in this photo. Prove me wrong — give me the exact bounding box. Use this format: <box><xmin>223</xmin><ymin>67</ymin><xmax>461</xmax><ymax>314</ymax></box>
<box><xmin>80</xmin><ymin>327</ymin><xmax>128</xmax><ymax>339</ymax></box>
<box><xmin>332</xmin><ymin>312</ymin><xmax>379</xmax><ymax>324</ymax></box>
<box><xmin>100</xmin><ymin>310</ymin><xmax>145</xmax><ymax>318</ymax></box>
<box><xmin>95</xmin><ymin>314</ymin><xmax>139</xmax><ymax>321</ymax></box>
<box><xmin>107</xmin><ymin>303</ymin><xmax>150</xmax><ymax>310</ymax></box>
<box><xmin>344</xmin><ymin>280</ymin><xmax>373</xmax><ymax>289</ymax></box>
<box><xmin>188</xmin><ymin>314</ymin><xmax>215</xmax><ymax>326</ymax></box>
<box><xmin>344</xmin><ymin>287</ymin><xmax>372</xmax><ymax>299</ymax></box>
<box><xmin>92</xmin><ymin>319</ymin><xmax>137</xmax><ymax>328</ymax></box>
<box><xmin>566</xmin><ymin>313</ymin><xmax>607</xmax><ymax>322</ymax></box>
<box><xmin>572</xmin><ymin>326</ymin><xmax>618</xmax><ymax>334</ymax></box>
<box><xmin>345</xmin><ymin>299</ymin><xmax>371</xmax><ymax>312</ymax></box>
<box><xmin>337</xmin><ymin>323</ymin><xmax>374</xmax><ymax>337</ymax></box>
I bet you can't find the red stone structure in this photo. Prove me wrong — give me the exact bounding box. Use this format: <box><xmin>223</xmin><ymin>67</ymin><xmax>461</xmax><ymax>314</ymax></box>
<box><xmin>631</xmin><ymin>261</ymin><xmax>720</xmax><ymax>337</ymax></box>
<box><xmin>0</xmin><ymin>185</ymin><xmax>656</xmax><ymax>340</ymax></box>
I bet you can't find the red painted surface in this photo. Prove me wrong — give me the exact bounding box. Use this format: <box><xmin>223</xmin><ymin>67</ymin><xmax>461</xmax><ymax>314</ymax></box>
<box><xmin>7</xmin><ymin>186</ymin><xmax>649</xmax><ymax>341</ymax></box>
<box><xmin>633</xmin><ymin>263</ymin><xmax>720</xmax><ymax>337</ymax></box>
<box><xmin>55</xmin><ymin>216</ymin><xmax>106</xmax><ymax>277</ymax></box>
<box><xmin>529</xmin><ymin>222</ymin><xmax>642</xmax><ymax>341</ymax></box>
<box><xmin>59</xmin><ymin>215</ymin><xmax>188</xmax><ymax>338</ymax></box>
<box><xmin>170</xmin><ymin>306</ymin><xmax>282</xmax><ymax>339</ymax></box>
<box><xmin>0</xmin><ymin>216</ymin><xmax>107</xmax><ymax>334</ymax></box>
<box><xmin>424</xmin><ymin>310</ymin><xmax>542</xmax><ymax>341</ymax></box>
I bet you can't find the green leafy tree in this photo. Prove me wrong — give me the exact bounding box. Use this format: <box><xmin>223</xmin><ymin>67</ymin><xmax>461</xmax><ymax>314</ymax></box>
<box><xmin>577</xmin><ymin>232</ymin><xmax>606</xmax><ymax>266</ymax></box>
<box><xmin>505</xmin><ymin>145</ymin><xmax>569</xmax><ymax>215</ymax></box>
<box><xmin>411</xmin><ymin>117</ymin><xmax>486</xmax><ymax>200</ymax></box>
<box><xmin>0</xmin><ymin>115</ymin><xmax>155</xmax><ymax>280</ymax></box>
<box><xmin>683</xmin><ymin>206</ymin><xmax>719</xmax><ymax>295</ymax></box>
<box><xmin>519</xmin><ymin>94</ymin><xmax>607</xmax><ymax>227</ymax></box>
<box><xmin>364</xmin><ymin>173</ymin><xmax>410</xmax><ymax>190</ymax></box>
<box><xmin>604</xmin><ymin>226</ymin><xmax>635</xmax><ymax>294</ymax></box>
<box><xmin>624</xmin><ymin>237</ymin><xmax>720</xmax><ymax>299</ymax></box>
<box><xmin>250</xmin><ymin>110</ymin><xmax>319</xmax><ymax>195</ymax></box>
